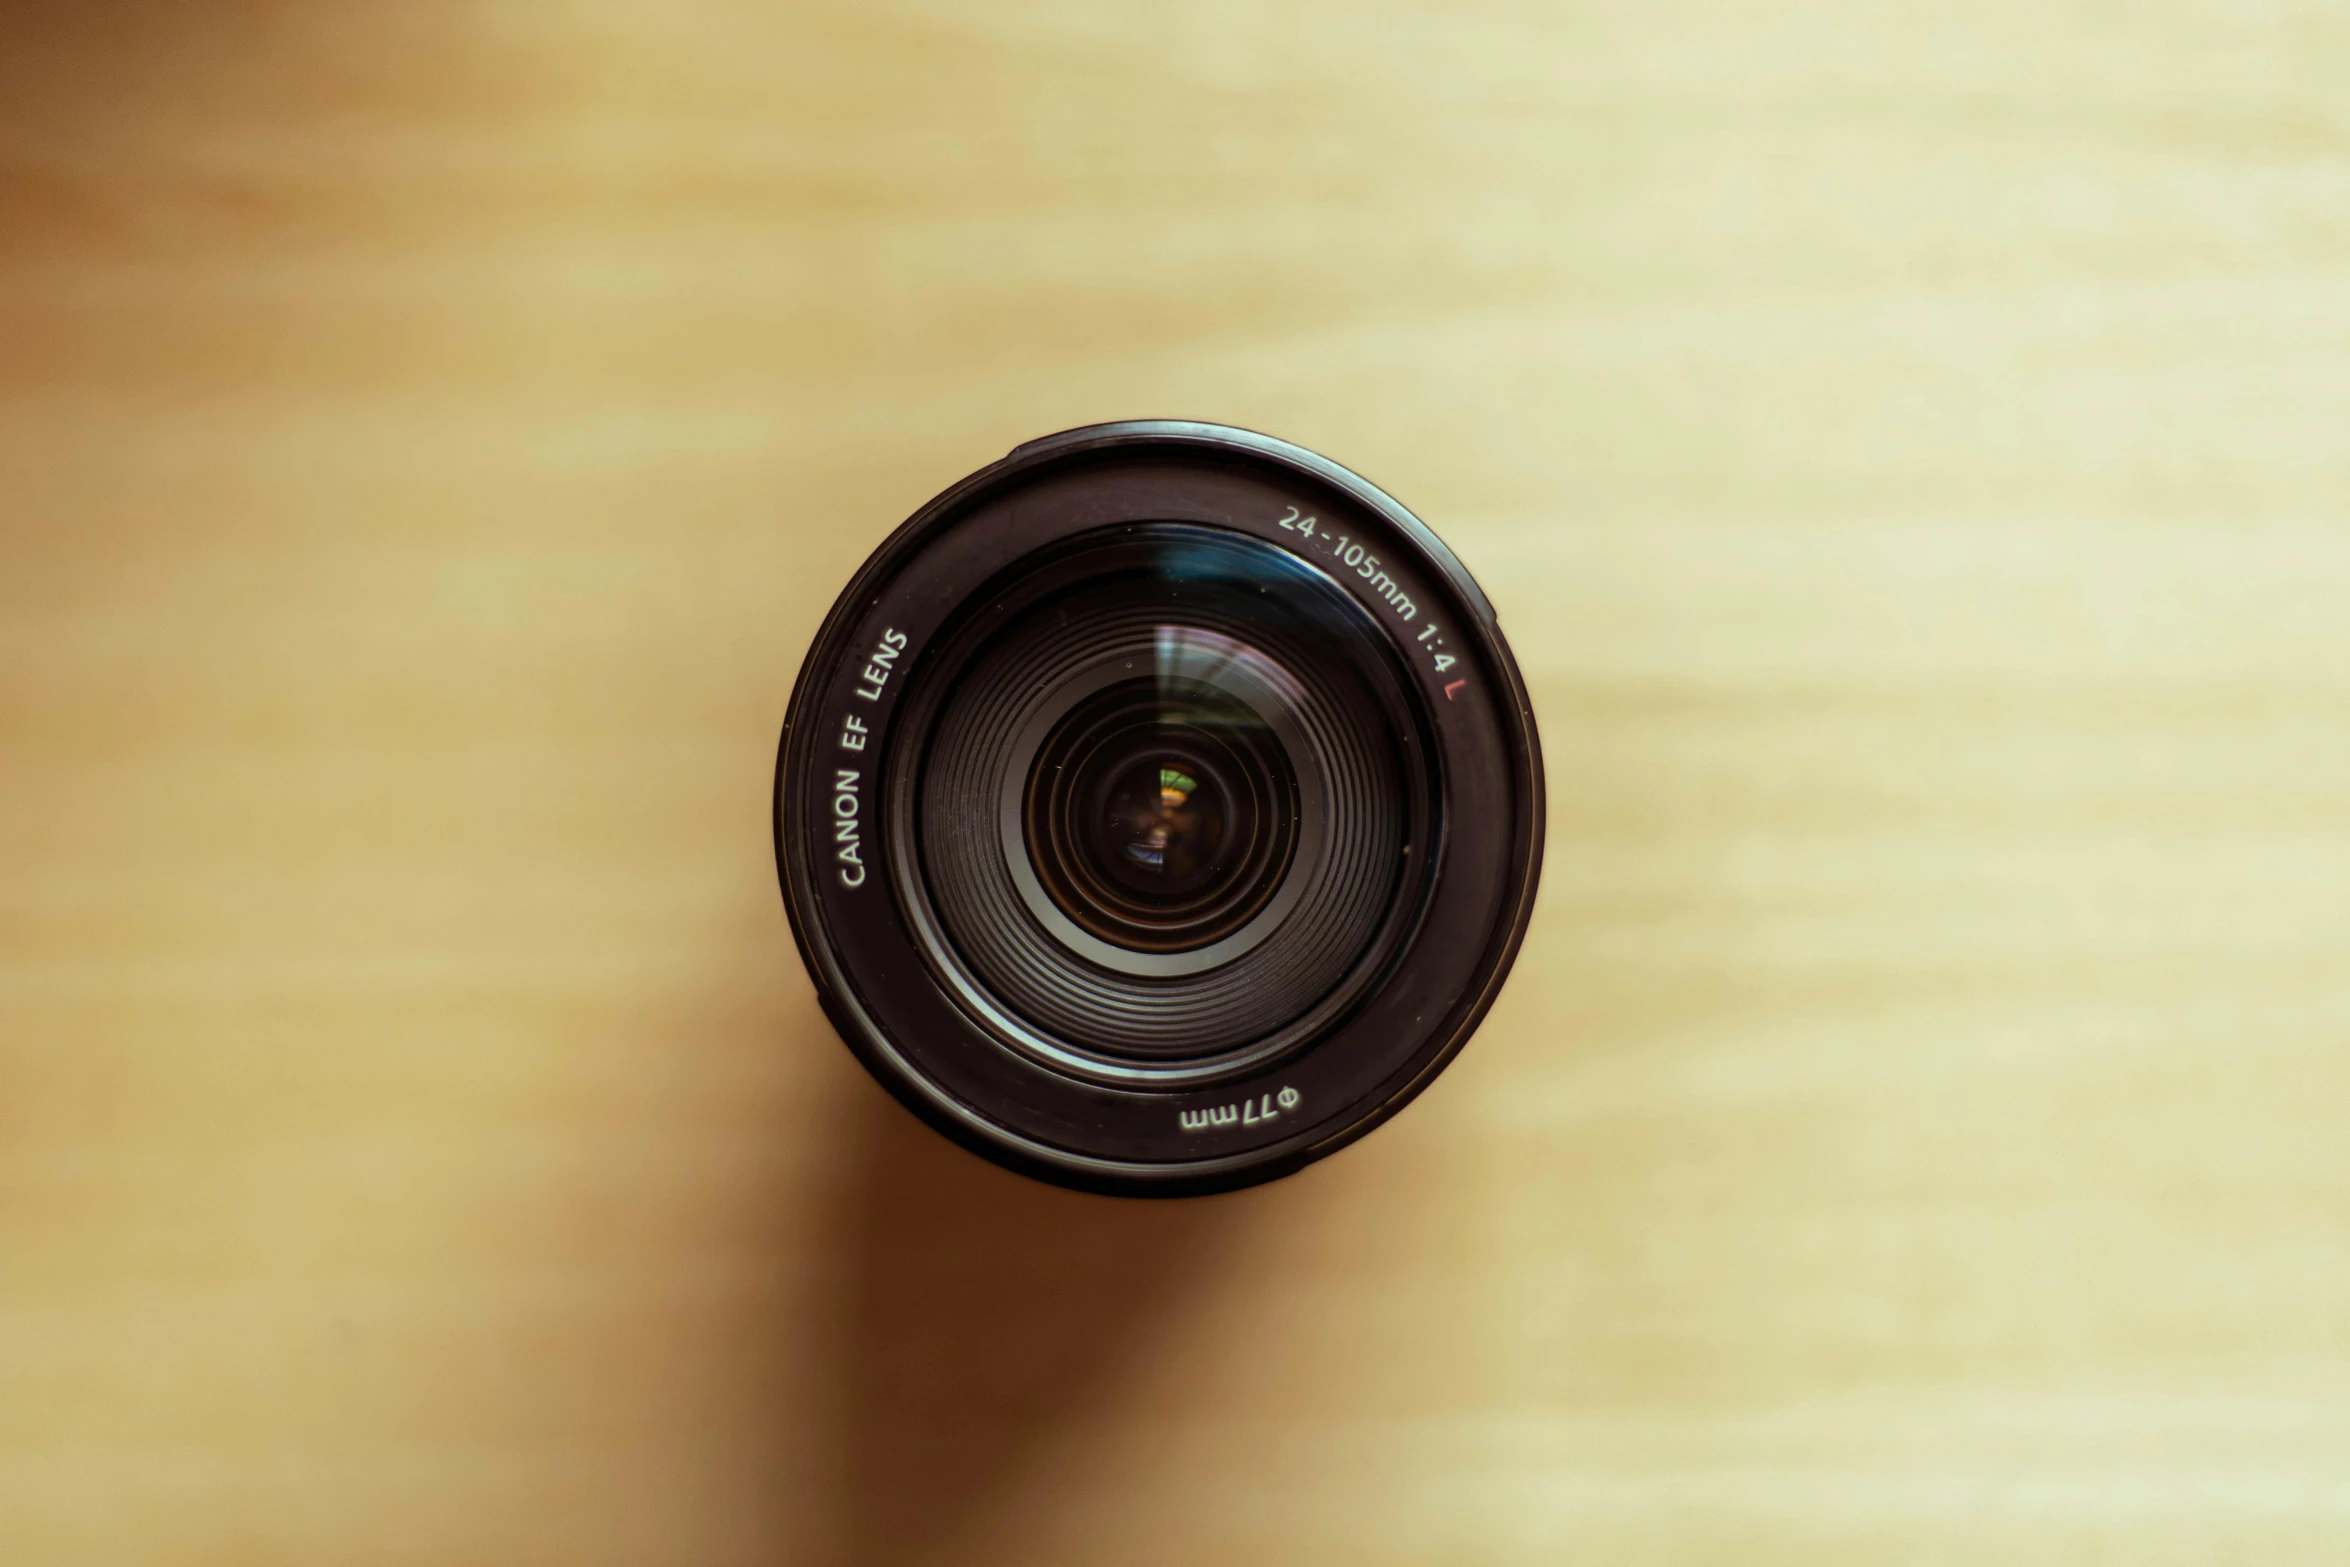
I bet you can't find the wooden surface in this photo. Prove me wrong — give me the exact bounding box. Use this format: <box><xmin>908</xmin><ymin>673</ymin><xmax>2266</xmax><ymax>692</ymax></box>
<box><xmin>5</xmin><ymin>1</ymin><xmax>2350</xmax><ymax>1561</ymax></box>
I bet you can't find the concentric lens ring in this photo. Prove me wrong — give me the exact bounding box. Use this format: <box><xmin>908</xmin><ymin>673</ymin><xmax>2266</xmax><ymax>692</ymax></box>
<box><xmin>996</xmin><ymin>628</ymin><xmax>1326</xmax><ymax>978</ymax></box>
<box><xmin>1024</xmin><ymin>684</ymin><xmax>1294</xmax><ymax>943</ymax></box>
<box><xmin>896</xmin><ymin>527</ymin><xmax>1418</xmax><ymax>1078</ymax></box>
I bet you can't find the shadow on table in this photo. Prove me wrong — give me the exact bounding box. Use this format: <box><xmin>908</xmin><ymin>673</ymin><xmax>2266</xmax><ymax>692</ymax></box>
<box><xmin>814</xmin><ymin>1078</ymin><xmax>1243</xmax><ymax>1566</ymax></box>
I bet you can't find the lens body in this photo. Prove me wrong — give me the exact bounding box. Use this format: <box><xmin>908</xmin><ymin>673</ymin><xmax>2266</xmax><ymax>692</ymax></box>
<box><xmin>775</xmin><ymin>423</ymin><xmax>1543</xmax><ymax>1195</ymax></box>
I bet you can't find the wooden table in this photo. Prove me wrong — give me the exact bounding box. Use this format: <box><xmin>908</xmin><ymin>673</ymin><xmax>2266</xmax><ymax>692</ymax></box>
<box><xmin>5</xmin><ymin>2</ymin><xmax>2347</xmax><ymax>1561</ymax></box>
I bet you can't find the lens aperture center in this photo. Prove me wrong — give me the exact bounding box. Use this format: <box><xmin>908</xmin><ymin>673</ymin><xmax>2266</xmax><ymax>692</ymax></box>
<box><xmin>1024</xmin><ymin>676</ymin><xmax>1298</xmax><ymax>956</ymax></box>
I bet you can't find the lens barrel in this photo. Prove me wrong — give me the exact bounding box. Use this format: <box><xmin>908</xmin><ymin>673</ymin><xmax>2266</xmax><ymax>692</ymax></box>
<box><xmin>775</xmin><ymin>423</ymin><xmax>1543</xmax><ymax>1195</ymax></box>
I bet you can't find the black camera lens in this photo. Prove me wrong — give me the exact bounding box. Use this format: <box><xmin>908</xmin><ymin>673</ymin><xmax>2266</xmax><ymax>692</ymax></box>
<box><xmin>775</xmin><ymin>422</ymin><xmax>1543</xmax><ymax>1195</ymax></box>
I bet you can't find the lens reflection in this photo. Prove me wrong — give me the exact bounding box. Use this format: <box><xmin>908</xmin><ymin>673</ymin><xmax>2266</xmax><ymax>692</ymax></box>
<box><xmin>1024</xmin><ymin>674</ymin><xmax>1298</xmax><ymax>954</ymax></box>
<box><xmin>1102</xmin><ymin>755</ymin><xmax>1223</xmax><ymax>880</ymax></box>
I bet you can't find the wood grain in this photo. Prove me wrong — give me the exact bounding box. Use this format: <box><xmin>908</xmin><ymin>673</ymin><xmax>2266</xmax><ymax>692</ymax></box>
<box><xmin>4</xmin><ymin>1</ymin><xmax>2348</xmax><ymax>1561</ymax></box>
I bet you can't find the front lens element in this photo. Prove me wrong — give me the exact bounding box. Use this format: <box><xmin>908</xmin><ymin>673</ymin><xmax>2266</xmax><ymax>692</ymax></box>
<box><xmin>904</xmin><ymin>527</ymin><xmax>1423</xmax><ymax>1071</ymax></box>
<box><xmin>1024</xmin><ymin>677</ymin><xmax>1299</xmax><ymax>953</ymax></box>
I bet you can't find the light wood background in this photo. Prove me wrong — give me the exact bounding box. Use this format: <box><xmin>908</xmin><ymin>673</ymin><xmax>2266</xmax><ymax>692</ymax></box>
<box><xmin>5</xmin><ymin>1</ymin><xmax>2349</xmax><ymax>1562</ymax></box>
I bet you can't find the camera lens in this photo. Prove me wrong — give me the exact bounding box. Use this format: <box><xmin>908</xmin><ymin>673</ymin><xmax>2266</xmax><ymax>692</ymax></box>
<box><xmin>775</xmin><ymin>422</ymin><xmax>1543</xmax><ymax>1195</ymax></box>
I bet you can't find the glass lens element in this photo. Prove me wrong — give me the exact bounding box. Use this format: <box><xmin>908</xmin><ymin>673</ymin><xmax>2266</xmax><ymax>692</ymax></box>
<box><xmin>909</xmin><ymin>524</ymin><xmax>1422</xmax><ymax>1061</ymax></box>
<box><xmin>1024</xmin><ymin>675</ymin><xmax>1299</xmax><ymax>954</ymax></box>
<box><xmin>1101</xmin><ymin>754</ymin><xmax>1221</xmax><ymax>883</ymax></box>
